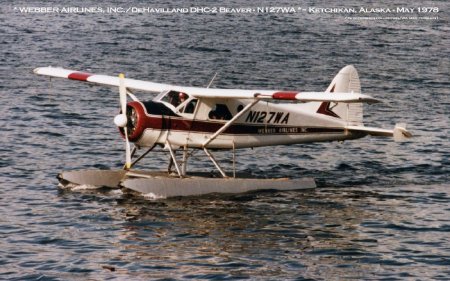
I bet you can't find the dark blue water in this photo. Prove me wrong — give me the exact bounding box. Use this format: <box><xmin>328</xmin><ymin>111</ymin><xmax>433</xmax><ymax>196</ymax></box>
<box><xmin>1</xmin><ymin>1</ymin><xmax>449</xmax><ymax>279</ymax></box>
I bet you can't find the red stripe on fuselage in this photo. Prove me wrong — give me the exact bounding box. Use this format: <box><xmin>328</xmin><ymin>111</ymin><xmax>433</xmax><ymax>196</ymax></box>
<box><xmin>134</xmin><ymin>113</ymin><xmax>343</xmax><ymax>138</ymax></box>
<box><xmin>68</xmin><ymin>72</ymin><xmax>93</xmax><ymax>81</ymax></box>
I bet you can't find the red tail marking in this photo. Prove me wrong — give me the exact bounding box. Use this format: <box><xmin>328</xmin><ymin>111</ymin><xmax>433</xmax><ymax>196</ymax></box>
<box><xmin>317</xmin><ymin>84</ymin><xmax>339</xmax><ymax>118</ymax></box>
<box><xmin>317</xmin><ymin>102</ymin><xmax>340</xmax><ymax>118</ymax></box>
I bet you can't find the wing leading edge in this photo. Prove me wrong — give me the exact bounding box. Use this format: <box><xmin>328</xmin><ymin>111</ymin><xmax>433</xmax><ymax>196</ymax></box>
<box><xmin>34</xmin><ymin>66</ymin><xmax>380</xmax><ymax>103</ymax></box>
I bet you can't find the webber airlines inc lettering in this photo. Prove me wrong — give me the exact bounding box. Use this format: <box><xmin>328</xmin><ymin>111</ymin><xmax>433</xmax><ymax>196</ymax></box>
<box><xmin>245</xmin><ymin>111</ymin><xmax>289</xmax><ymax>124</ymax></box>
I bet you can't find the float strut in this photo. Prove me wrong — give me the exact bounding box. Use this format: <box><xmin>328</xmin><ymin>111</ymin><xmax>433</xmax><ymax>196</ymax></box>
<box><xmin>166</xmin><ymin>141</ymin><xmax>183</xmax><ymax>178</ymax></box>
<box><xmin>129</xmin><ymin>144</ymin><xmax>156</xmax><ymax>169</ymax></box>
<box><xmin>203</xmin><ymin>148</ymin><xmax>227</xmax><ymax>178</ymax></box>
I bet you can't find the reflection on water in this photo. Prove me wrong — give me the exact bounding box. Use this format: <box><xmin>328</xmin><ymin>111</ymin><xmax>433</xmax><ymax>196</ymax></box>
<box><xmin>52</xmin><ymin>185</ymin><xmax>444</xmax><ymax>280</ymax></box>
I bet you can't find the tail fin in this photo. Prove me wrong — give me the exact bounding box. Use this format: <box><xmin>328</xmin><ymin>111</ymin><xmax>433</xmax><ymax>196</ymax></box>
<box><xmin>317</xmin><ymin>65</ymin><xmax>363</xmax><ymax>126</ymax></box>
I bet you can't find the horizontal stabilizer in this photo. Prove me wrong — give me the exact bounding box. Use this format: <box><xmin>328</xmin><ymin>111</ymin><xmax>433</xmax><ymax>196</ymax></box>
<box><xmin>347</xmin><ymin>123</ymin><xmax>412</xmax><ymax>141</ymax></box>
<box><xmin>393</xmin><ymin>123</ymin><xmax>413</xmax><ymax>141</ymax></box>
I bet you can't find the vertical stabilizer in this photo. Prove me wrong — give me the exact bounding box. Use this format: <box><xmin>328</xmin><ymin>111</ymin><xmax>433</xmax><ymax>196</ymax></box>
<box><xmin>317</xmin><ymin>65</ymin><xmax>364</xmax><ymax>126</ymax></box>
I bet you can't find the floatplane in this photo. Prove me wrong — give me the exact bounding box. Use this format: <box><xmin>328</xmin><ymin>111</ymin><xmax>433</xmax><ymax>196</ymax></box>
<box><xmin>34</xmin><ymin>65</ymin><xmax>411</xmax><ymax>198</ymax></box>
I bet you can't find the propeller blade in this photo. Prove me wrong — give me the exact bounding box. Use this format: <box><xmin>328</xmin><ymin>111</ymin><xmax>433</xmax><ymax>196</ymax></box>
<box><xmin>119</xmin><ymin>73</ymin><xmax>132</xmax><ymax>170</ymax></box>
<box><xmin>124</xmin><ymin>126</ymin><xmax>132</xmax><ymax>170</ymax></box>
<box><xmin>119</xmin><ymin>73</ymin><xmax>127</xmax><ymax>120</ymax></box>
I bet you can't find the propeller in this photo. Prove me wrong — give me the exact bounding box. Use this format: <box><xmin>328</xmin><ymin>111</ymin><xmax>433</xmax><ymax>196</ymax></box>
<box><xmin>113</xmin><ymin>73</ymin><xmax>132</xmax><ymax>170</ymax></box>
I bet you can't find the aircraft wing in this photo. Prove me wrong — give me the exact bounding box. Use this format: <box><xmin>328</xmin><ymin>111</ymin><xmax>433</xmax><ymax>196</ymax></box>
<box><xmin>34</xmin><ymin>66</ymin><xmax>173</xmax><ymax>93</ymax></box>
<box><xmin>34</xmin><ymin>66</ymin><xmax>380</xmax><ymax>103</ymax></box>
<box><xmin>33</xmin><ymin>66</ymin><xmax>274</xmax><ymax>95</ymax></box>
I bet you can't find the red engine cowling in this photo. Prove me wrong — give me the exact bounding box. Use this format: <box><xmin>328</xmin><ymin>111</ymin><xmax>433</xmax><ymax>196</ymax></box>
<box><xmin>118</xmin><ymin>101</ymin><xmax>162</xmax><ymax>144</ymax></box>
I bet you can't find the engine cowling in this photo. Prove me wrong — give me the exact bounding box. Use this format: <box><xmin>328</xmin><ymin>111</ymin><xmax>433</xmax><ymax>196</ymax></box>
<box><xmin>117</xmin><ymin>101</ymin><xmax>163</xmax><ymax>146</ymax></box>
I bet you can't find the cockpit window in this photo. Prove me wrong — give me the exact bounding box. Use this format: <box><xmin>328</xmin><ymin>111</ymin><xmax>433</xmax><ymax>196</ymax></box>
<box><xmin>142</xmin><ymin>101</ymin><xmax>179</xmax><ymax>116</ymax></box>
<box><xmin>161</xmin><ymin>91</ymin><xmax>189</xmax><ymax>108</ymax></box>
<box><xmin>208</xmin><ymin>104</ymin><xmax>232</xmax><ymax>120</ymax></box>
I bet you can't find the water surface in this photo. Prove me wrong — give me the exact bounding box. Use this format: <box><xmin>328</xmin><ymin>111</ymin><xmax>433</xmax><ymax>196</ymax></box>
<box><xmin>1</xmin><ymin>0</ymin><xmax>449</xmax><ymax>279</ymax></box>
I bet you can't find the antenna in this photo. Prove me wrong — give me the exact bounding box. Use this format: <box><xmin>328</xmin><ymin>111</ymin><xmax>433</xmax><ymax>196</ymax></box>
<box><xmin>206</xmin><ymin>72</ymin><xmax>218</xmax><ymax>88</ymax></box>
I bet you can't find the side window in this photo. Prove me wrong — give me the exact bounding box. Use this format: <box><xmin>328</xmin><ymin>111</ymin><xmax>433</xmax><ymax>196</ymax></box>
<box><xmin>183</xmin><ymin>99</ymin><xmax>198</xmax><ymax>114</ymax></box>
<box><xmin>208</xmin><ymin>104</ymin><xmax>232</xmax><ymax>120</ymax></box>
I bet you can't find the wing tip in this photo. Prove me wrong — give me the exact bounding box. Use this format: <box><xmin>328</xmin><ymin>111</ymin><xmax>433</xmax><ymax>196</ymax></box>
<box><xmin>33</xmin><ymin>66</ymin><xmax>56</xmax><ymax>75</ymax></box>
<box><xmin>33</xmin><ymin>67</ymin><xmax>43</xmax><ymax>74</ymax></box>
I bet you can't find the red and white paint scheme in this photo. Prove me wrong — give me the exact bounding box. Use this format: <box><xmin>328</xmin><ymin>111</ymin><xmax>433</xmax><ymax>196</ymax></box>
<box><xmin>34</xmin><ymin>65</ymin><xmax>411</xmax><ymax>178</ymax></box>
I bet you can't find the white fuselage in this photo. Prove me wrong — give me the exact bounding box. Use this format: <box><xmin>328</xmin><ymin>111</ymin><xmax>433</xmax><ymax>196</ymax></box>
<box><xmin>132</xmin><ymin>97</ymin><xmax>366</xmax><ymax>149</ymax></box>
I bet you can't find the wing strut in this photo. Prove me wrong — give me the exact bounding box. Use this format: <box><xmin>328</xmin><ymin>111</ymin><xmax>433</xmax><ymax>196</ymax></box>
<box><xmin>200</xmin><ymin>99</ymin><xmax>259</xmax><ymax>178</ymax></box>
<box><xmin>128</xmin><ymin>144</ymin><xmax>156</xmax><ymax>169</ymax></box>
<box><xmin>203</xmin><ymin>148</ymin><xmax>228</xmax><ymax>178</ymax></box>
<box><xmin>202</xmin><ymin>99</ymin><xmax>259</xmax><ymax>148</ymax></box>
